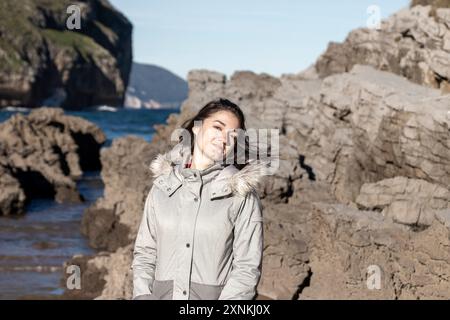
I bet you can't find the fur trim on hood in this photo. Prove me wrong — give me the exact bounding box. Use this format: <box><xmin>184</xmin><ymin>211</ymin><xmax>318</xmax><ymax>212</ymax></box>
<box><xmin>148</xmin><ymin>142</ymin><xmax>273</xmax><ymax>197</ymax></box>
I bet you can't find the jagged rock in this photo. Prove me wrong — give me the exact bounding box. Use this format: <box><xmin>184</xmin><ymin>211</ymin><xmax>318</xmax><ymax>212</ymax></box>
<box><xmin>80</xmin><ymin>135</ymin><xmax>158</xmax><ymax>251</ymax></box>
<box><xmin>292</xmin><ymin>64</ymin><xmax>450</xmax><ymax>204</ymax></box>
<box><xmin>93</xmin><ymin>245</ymin><xmax>134</xmax><ymax>300</ymax></box>
<box><xmin>435</xmin><ymin>209</ymin><xmax>450</xmax><ymax>228</ymax></box>
<box><xmin>257</xmin><ymin>180</ymin><xmax>336</xmax><ymax>299</ymax></box>
<box><xmin>258</xmin><ymin>202</ymin><xmax>312</xmax><ymax>300</ymax></box>
<box><xmin>356</xmin><ymin>177</ymin><xmax>450</xmax><ymax>227</ymax></box>
<box><xmin>411</xmin><ymin>0</ymin><xmax>450</xmax><ymax>10</ymax></box>
<box><xmin>301</xmin><ymin>202</ymin><xmax>450</xmax><ymax>299</ymax></box>
<box><xmin>315</xmin><ymin>5</ymin><xmax>450</xmax><ymax>93</ymax></box>
<box><xmin>0</xmin><ymin>107</ymin><xmax>105</xmax><ymax>215</ymax></box>
<box><xmin>0</xmin><ymin>167</ymin><xmax>26</xmax><ymax>215</ymax></box>
<box><xmin>62</xmin><ymin>253</ymin><xmax>107</xmax><ymax>299</ymax></box>
<box><xmin>0</xmin><ymin>0</ymin><xmax>132</xmax><ymax>109</ymax></box>
<box><xmin>62</xmin><ymin>245</ymin><xmax>134</xmax><ymax>300</ymax></box>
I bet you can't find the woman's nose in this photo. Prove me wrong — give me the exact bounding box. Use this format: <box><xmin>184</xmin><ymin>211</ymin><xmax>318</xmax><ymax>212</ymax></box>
<box><xmin>214</xmin><ymin>132</ymin><xmax>226</xmax><ymax>143</ymax></box>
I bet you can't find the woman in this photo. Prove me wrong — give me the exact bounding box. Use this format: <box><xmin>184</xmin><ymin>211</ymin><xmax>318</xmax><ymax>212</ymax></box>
<box><xmin>131</xmin><ymin>98</ymin><xmax>270</xmax><ymax>300</ymax></box>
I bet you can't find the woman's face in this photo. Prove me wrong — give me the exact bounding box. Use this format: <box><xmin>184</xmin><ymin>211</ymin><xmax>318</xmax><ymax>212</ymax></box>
<box><xmin>192</xmin><ymin>110</ymin><xmax>240</xmax><ymax>163</ymax></box>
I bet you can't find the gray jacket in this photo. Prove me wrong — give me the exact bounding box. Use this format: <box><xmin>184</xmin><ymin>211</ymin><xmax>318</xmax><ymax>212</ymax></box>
<box><xmin>131</xmin><ymin>142</ymin><xmax>269</xmax><ymax>300</ymax></box>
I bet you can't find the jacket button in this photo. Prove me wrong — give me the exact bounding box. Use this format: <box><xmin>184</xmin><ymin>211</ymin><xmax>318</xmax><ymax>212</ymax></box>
<box><xmin>183</xmin><ymin>290</ymin><xmax>187</xmax><ymax>295</ymax></box>
<box><xmin>186</xmin><ymin>243</ymin><xmax>190</xmax><ymax>248</ymax></box>
<box><xmin>194</xmin><ymin>197</ymin><xmax>198</xmax><ymax>202</ymax></box>
<box><xmin>193</xmin><ymin>173</ymin><xmax>197</xmax><ymax>177</ymax></box>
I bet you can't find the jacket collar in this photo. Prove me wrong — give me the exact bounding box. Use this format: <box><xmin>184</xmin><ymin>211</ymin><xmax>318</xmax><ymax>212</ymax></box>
<box><xmin>148</xmin><ymin>142</ymin><xmax>271</xmax><ymax>199</ymax></box>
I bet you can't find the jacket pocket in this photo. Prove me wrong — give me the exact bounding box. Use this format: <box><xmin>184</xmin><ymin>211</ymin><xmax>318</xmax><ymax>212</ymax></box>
<box><xmin>151</xmin><ymin>279</ymin><xmax>174</xmax><ymax>300</ymax></box>
<box><xmin>190</xmin><ymin>281</ymin><xmax>225</xmax><ymax>300</ymax></box>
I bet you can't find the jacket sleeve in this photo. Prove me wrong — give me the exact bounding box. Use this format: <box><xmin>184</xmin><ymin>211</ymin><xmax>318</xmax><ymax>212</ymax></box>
<box><xmin>218</xmin><ymin>190</ymin><xmax>264</xmax><ymax>300</ymax></box>
<box><xmin>131</xmin><ymin>186</ymin><xmax>158</xmax><ymax>299</ymax></box>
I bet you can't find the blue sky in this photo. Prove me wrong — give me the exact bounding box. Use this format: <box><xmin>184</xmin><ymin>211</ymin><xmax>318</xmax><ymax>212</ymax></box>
<box><xmin>109</xmin><ymin>0</ymin><xmax>410</xmax><ymax>79</ymax></box>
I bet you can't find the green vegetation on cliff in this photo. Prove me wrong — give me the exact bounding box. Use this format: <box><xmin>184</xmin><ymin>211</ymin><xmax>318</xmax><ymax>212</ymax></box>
<box><xmin>0</xmin><ymin>0</ymin><xmax>132</xmax><ymax>109</ymax></box>
<box><xmin>41</xmin><ymin>29</ymin><xmax>109</xmax><ymax>62</ymax></box>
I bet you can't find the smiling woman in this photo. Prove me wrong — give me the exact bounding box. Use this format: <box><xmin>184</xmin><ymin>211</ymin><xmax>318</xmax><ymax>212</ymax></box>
<box><xmin>181</xmin><ymin>99</ymin><xmax>246</xmax><ymax>170</ymax></box>
<box><xmin>131</xmin><ymin>98</ymin><xmax>271</xmax><ymax>300</ymax></box>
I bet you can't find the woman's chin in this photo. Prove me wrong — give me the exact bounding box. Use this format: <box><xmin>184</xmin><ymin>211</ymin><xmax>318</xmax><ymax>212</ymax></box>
<box><xmin>211</xmin><ymin>154</ymin><xmax>224</xmax><ymax>163</ymax></box>
<box><xmin>209</xmin><ymin>153</ymin><xmax>223</xmax><ymax>162</ymax></box>
<box><xmin>207</xmin><ymin>148</ymin><xmax>224</xmax><ymax>159</ymax></box>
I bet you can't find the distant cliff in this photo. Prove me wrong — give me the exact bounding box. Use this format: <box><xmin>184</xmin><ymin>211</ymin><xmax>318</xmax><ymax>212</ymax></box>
<box><xmin>125</xmin><ymin>63</ymin><xmax>188</xmax><ymax>109</ymax></box>
<box><xmin>0</xmin><ymin>0</ymin><xmax>132</xmax><ymax>109</ymax></box>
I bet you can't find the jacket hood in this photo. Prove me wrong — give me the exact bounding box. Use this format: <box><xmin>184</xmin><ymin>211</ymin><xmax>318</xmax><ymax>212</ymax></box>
<box><xmin>148</xmin><ymin>142</ymin><xmax>272</xmax><ymax>197</ymax></box>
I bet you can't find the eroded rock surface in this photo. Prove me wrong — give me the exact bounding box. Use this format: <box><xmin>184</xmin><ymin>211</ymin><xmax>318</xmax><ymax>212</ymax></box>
<box><xmin>0</xmin><ymin>107</ymin><xmax>105</xmax><ymax>215</ymax></box>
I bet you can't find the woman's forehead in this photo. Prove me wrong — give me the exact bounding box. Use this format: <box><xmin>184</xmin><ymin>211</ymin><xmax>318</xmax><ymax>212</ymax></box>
<box><xmin>206</xmin><ymin>111</ymin><xmax>240</xmax><ymax>128</ymax></box>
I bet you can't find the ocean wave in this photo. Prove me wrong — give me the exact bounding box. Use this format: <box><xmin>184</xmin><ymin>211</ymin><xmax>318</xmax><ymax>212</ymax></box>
<box><xmin>96</xmin><ymin>105</ymin><xmax>118</xmax><ymax>112</ymax></box>
<box><xmin>3</xmin><ymin>106</ymin><xmax>30</xmax><ymax>112</ymax></box>
<box><xmin>0</xmin><ymin>265</ymin><xmax>62</xmax><ymax>273</ymax></box>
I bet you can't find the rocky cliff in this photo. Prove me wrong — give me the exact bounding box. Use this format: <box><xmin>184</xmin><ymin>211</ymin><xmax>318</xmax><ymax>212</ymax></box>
<box><xmin>63</xmin><ymin>3</ymin><xmax>450</xmax><ymax>300</ymax></box>
<box><xmin>0</xmin><ymin>0</ymin><xmax>132</xmax><ymax>109</ymax></box>
<box><xmin>315</xmin><ymin>4</ymin><xmax>450</xmax><ymax>93</ymax></box>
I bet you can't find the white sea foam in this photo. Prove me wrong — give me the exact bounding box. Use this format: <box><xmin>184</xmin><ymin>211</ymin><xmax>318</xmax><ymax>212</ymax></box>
<box><xmin>0</xmin><ymin>265</ymin><xmax>62</xmax><ymax>273</ymax></box>
<box><xmin>3</xmin><ymin>106</ymin><xmax>30</xmax><ymax>112</ymax></box>
<box><xmin>96</xmin><ymin>105</ymin><xmax>118</xmax><ymax>112</ymax></box>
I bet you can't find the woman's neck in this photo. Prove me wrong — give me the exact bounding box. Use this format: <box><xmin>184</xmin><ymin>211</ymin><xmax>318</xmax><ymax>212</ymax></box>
<box><xmin>191</xmin><ymin>149</ymin><xmax>214</xmax><ymax>170</ymax></box>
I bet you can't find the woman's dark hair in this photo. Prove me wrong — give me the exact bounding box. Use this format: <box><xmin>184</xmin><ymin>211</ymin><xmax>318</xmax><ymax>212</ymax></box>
<box><xmin>180</xmin><ymin>98</ymin><xmax>251</xmax><ymax>170</ymax></box>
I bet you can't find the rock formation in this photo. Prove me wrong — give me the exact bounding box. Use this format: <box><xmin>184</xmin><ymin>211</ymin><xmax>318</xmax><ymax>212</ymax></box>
<box><xmin>0</xmin><ymin>107</ymin><xmax>105</xmax><ymax>216</ymax></box>
<box><xmin>315</xmin><ymin>5</ymin><xmax>450</xmax><ymax>93</ymax></box>
<box><xmin>301</xmin><ymin>203</ymin><xmax>450</xmax><ymax>299</ymax></box>
<box><xmin>62</xmin><ymin>4</ymin><xmax>450</xmax><ymax>300</ymax></box>
<box><xmin>0</xmin><ymin>0</ymin><xmax>132</xmax><ymax>109</ymax></box>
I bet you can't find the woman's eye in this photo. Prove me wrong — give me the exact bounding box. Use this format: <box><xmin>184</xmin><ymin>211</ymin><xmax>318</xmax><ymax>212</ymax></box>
<box><xmin>213</xmin><ymin>126</ymin><xmax>222</xmax><ymax>131</ymax></box>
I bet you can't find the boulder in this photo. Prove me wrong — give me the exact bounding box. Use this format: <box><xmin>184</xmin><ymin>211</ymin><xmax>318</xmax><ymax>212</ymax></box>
<box><xmin>62</xmin><ymin>245</ymin><xmax>133</xmax><ymax>300</ymax></box>
<box><xmin>356</xmin><ymin>177</ymin><xmax>450</xmax><ymax>227</ymax></box>
<box><xmin>301</xmin><ymin>202</ymin><xmax>450</xmax><ymax>299</ymax></box>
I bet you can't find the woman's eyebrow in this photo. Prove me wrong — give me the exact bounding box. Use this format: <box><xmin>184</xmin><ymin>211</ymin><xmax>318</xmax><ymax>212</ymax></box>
<box><xmin>213</xmin><ymin>120</ymin><xmax>226</xmax><ymax>126</ymax></box>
